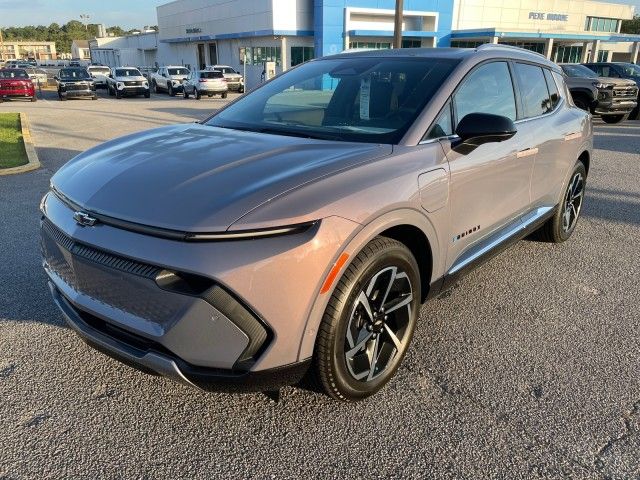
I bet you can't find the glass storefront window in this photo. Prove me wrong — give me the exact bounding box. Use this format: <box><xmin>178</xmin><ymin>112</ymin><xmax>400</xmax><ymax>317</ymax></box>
<box><xmin>348</xmin><ymin>41</ymin><xmax>392</xmax><ymax>50</ymax></box>
<box><xmin>239</xmin><ymin>46</ymin><xmax>282</xmax><ymax>66</ymax></box>
<box><xmin>553</xmin><ymin>45</ymin><xmax>583</xmax><ymax>63</ymax></box>
<box><xmin>585</xmin><ymin>17</ymin><xmax>619</xmax><ymax>32</ymax></box>
<box><xmin>291</xmin><ymin>46</ymin><xmax>314</xmax><ymax>66</ymax></box>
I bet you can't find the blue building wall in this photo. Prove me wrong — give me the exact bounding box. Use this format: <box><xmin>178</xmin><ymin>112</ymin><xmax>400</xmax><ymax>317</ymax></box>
<box><xmin>313</xmin><ymin>0</ymin><xmax>454</xmax><ymax>57</ymax></box>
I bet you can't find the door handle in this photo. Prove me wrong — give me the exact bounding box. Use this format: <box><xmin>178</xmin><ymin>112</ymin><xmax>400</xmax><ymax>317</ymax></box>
<box><xmin>516</xmin><ymin>147</ymin><xmax>538</xmax><ymax>158</ymax></box>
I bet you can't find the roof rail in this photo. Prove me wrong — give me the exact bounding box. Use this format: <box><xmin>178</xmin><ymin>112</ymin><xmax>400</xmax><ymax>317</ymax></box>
<box><xmin>476</xmin><ymin>43</ymin><xmax>547</xmax><ymax>59</ymax></box>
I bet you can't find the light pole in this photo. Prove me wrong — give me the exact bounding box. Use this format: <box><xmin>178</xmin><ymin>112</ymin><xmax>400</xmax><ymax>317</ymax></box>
<box><xmin>393</xmin><ymin>0</ymin><xmax>404</xmax><ymax>49</ymax></box>
<box><xmin>80</xmin><ymin>14</ymin><xmax>90</xmax><ymax>31</ymax></box>
<box><xmin>0</xmin><ymin>28</ymin><xmax>4</xmax><ymax>62</ymax></box>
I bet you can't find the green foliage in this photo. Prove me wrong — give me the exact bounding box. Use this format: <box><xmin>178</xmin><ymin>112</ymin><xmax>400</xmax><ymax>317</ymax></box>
<box><xmin>621</xmin><ymin>15</ymin><xmax>640</xmax><ymax>35</ymax></box>
<box><xmin>0</xmin><ymin>113</ymin><xmax>28</xmax><ymax>169</ymax></box>
<box><xmin>1</xmin><ymin>20</ymin><xmax>141</xmax><ymax>54</ymax></box>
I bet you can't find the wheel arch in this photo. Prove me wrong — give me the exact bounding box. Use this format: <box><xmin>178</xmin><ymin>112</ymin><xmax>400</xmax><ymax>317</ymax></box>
<box><xmin>578</xmin><ymin>149</ymin><xmax>590</xmax><ymax>175</ymax></box>
<box><xmin>297</xmin><ymin>209</ymin><xmax>442</xmax><ymax>362</ymax></box>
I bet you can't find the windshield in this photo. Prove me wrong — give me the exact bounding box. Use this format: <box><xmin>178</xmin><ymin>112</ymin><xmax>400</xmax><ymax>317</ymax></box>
<box><xmin>168</xmin><ymin>68</ymin><xmax>189</xmax><ymax>76</ymax></box>
<box><xmin>115</xmin><ymin>68</ymin><xmax>142</xmax><ymax>77</ymax></box>
<box><xmin>59</xmin><ymin>69</ymin><xmax>90</xmax><ymax>80</ymax></box>
<box><xmin>619</xmin><ymin>63</ymin><xmax>640</xmax><ymax>78</ymax></box>
<box><xmin>561</xmin><ymin>64</ymin><xmax>597</xmax><ymax>78</ymax></box>
<box><xmin>207</xmin><ymin>56</ymin><xmax>459</xmax><ymax>143</ymax></box>
<box><xmin>0</xmin><ymin>69</ymin><xmax>29</xmax><ymax>79</ymax></box>
<box><xmin>89</xmin><ymin>67</ymin><xmax>110</xmax><ymax>74</ymax></box>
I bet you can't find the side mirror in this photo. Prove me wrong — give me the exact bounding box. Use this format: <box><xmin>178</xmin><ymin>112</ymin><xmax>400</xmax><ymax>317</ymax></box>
<box><xmin>108</xmin><ymin>74</ymin><xmax>113</xmax><ymax>78</ymax></box>
<box><xmin>455</xmin><ymin>113</ymin><xmax>517</xmax><ymax>147</ymax></box>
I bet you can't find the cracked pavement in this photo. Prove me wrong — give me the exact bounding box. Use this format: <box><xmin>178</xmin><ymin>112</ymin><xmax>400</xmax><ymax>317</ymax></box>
<box><xmin>1</xmin><ymin>90</ymin><xmax>639</xmax><ymax>479</ymax></box>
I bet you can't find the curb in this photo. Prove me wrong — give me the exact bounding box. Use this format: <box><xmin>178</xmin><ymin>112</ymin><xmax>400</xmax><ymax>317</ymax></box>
<box><xmin>0</xmin><ymin>112</ymin><xmax>41</xmax><ymax>176</ymax></box>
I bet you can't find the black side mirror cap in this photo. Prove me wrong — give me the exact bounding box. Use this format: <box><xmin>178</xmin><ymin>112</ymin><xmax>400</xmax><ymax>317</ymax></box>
<box><xmin>455</xmin><ymin>113</ymin><xmax>517</xmax><ymax>147</ymax></box>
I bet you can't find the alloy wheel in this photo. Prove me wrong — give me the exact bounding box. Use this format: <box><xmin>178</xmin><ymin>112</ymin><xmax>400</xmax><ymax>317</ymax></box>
<box><xmin>344</xmin><ymin>266</ymin><xmax>413</xmax><ymax>382</ymax></box>
<box><xmin>563</xmin><ymin>172</ymin><xmax>584</xmax><ymax>233</ymax></box>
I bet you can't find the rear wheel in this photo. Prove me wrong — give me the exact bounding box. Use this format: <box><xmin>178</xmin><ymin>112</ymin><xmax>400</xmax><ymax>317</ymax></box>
<box><xmin>601</xmin><ymin>114</ymin><xmax>627</xmax><ymax>124</ymax></box>
<box><xmin>314</xmin><ymin>237</ymin><xmax>420</xmax><ymax>401</ymax></box>
<box><xmin>222</xmin><ymin>92</ymin><xmax>228</xmax><ymax>99</ymax></box>
<box><xmin>535</xmin><ymin>160</ymin><xmax>587</xmax><ymax>243</ymax></box>
<box><xmin>195</xmin><ymin>88</ymin><xmax>201</xmax><ymax>100</ymax></box>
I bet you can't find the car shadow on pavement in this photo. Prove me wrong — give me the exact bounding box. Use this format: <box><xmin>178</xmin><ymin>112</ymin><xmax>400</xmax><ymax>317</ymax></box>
<box><xmin>582</xmin><ymin>187</ymin><xmax>640</xmax><ymax>227</ymax></box>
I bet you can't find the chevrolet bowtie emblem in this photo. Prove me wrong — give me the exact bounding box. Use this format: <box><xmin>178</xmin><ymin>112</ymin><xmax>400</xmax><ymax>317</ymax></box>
<box><xmin>73</xmin><ymin>211</ymin><xmax>98</xmax><ymax>227</ymax></box>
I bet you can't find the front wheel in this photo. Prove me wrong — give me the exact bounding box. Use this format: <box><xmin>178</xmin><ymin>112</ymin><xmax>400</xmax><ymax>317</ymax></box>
<box><xmin>314</xmin><ymin>237</ymin><xmax>420</xmax><ymax>401</ymax></box>
<box><xmin>572</xmin><ymin>95</ymin><xmax>590</xmax><ymax>111</ymax></box>
<box><xmin>184</xmin><ymin>89</ymin><xmax>190</xmax><ymax>99</ymax></box>
<box><xmin>601</xmin><ymin>114</ymin><xmax>627</xmax><ymax>124</ymax></box>
<box><xmin>221</xmin><ymin>92</ymin><xmax>228</xmax><ymax>99</ymax></box>
<box><xmin>195</xmin><ymin>88</ymin><xmax>201</xmax><ymax>100</ymax></box>
<box><xmin>535</xmin><ymin>160</ymin><xmax>587</xmax><ymax>243</ymax></box>
<box><xmin>168</xmin><ymin>84</ymin><xmax>175</xmax><ymax>96</ymax></box>
<box><xmin>31</xmin><ymin>96</ymin><xmax>37</xmax><ymax>102</ymax></box>
<box><xmin>144</xmin><ymin>91</ymin><xmax>150</xmax><ymax>98</ymax></box>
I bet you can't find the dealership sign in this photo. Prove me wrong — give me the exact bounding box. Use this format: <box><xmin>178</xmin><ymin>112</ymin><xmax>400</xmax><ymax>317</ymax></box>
<box><xmin>529</xmin><ymin>12</ymin><xmax>569</xmax><ymax>21</ymax></box>
<box><xmin>186</xmin><ymin>27</ymin><xmax>202</xmax><ymax>34</ymax></box>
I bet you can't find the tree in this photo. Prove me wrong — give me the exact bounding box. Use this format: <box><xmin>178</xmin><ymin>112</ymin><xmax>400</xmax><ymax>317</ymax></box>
<box><xmin>621</xmin><ymin>15</ymin><xmax>640</xmax><ymax>35</ymax></box>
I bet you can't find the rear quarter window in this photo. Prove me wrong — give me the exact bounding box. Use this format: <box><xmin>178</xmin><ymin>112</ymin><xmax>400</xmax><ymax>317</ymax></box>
<box><xmin>514</xmin><ymin>63</ymin><xmax>553</xmax><ymax>118</ymax></box>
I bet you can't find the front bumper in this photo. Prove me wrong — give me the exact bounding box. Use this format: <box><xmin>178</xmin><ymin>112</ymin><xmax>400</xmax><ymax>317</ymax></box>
<box><xmin>49</xmin><ymin>282</ymin><xmax>310</xmax><ymax>391</ymax></box>
<box><xmin>60</xmin><ymin>89</ymin><xmax>95</xmax><ymax>98</ymax></box>
<box><xmin>0</xmin><ymin>89</ymin><xmax>35</xmax><ymax>98</ymax></box>
<box><xmin>40</xmin><ymin>191</ymin><xmax>356</xmax><ymax>383</ymax></box>
<box><xmin>120</xmin><ymin>86</ymin><xmax>149</xmax><ymax>96</ymax></box>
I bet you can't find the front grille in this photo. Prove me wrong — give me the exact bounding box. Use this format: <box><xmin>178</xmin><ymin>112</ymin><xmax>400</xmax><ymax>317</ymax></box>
<box><xmin>2</xmin><ymin>85</ymin><xmax>29</xmax><ymax>91</ymax></box>
<box><xmin>66</xmin><ymin>83</ymin><xmax>89</xmax><ymax>91</ymax></box>
<box><xmin>613</xmin><ymin>86</ymin><xmax>638</xmax><ymax>99</ymax></box>
<box><xmin>42</xmin><ymin>219</ymin><xmax>160</xmax><ymax>279</ymax></box>
<box><xmin>124</xmin><ymin>81</ymin><xmax>142</xmax><ymax>86</ymax></box>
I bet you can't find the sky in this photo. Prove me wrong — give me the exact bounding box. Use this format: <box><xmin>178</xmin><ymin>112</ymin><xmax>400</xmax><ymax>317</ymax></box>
<box><xmin>0</xmin><ymin>0</ymin><xmax>168</xmax><ymax>29</ymax></box>
<box><xmin>0</xmin><ymin>0</ymin><xmax>638</xmax><ymax>29</ymax></box>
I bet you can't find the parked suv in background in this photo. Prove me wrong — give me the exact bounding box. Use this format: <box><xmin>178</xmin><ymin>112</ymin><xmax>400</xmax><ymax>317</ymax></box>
<box><xmin>0</xmin><ymin>68</ymin><xmax>36</xmax><ymax>102</ymax></box>
<box><xmin>207</xmin><ymin>65</ymin><xmax>244</xmax><ymax>92</ymax></box>
<box><xmin>583</xmin><ymin>62</ymin><xmax>640</xmax><ymax>119</ymax></box>
<box><xmin>87</xmin><ymin>65</ymin><xmax>111</xmax><ymax>89</ymax></box>
<box><xmin>183</xmin><ymin>69</ymin><xmax>228</xmax><ymax>99</ymax></box>
<box><xmin>55</xmin><ymin>67</ymin><xmax>97</xmax><ymax>101</ymax></box>
<box><xmin>151</xmin><ymin>66</ymin><xmax>190</xmax><ymax>96</ymax></box>
<box><xmin>560</xmin><ymin>63</ymin><xmax>637</xmax><ymax>123</ymax></box>
<box><xmin>41</xmin><ymin>46</ymin><xmax>592</xmax><ymax>401</ymax></box>
<box><xmin>106</xmin><ymin>67</ymin><xmax>150</xmax><ymax>98</ymax></box>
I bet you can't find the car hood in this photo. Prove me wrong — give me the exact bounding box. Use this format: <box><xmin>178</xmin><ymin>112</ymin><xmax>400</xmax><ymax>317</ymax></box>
<box><xmin>51</xmin><ymin>124</ymin><xmax>392</xmax><ymax>232</ymax></box>
<box><xmin>598</xmin><ymin>76</ymin><xmax>636</xmax><ymax>86</ymax></box>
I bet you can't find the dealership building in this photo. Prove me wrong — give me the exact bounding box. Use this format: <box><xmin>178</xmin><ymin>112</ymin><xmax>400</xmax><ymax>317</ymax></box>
<box><xmin>90</xmin><ymin>0</ymin><xmax>639</xmax><ymax>87</ymax></box>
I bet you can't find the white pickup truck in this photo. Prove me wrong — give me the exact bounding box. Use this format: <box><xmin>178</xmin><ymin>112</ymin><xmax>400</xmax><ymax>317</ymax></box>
<box><xmin>106</xmin><ymin>67</ymin><xmax>150</xmax><ymax>98</ymax></box>
<box><xmin>150</xmin><ymin>66</ymin><xmax>190</xmax><ymax>96</ymax></box>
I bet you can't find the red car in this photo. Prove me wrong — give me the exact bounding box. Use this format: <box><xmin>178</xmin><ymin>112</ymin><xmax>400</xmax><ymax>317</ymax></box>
<box><xmin>0</xmin><ymin>69</ymin><xmax>37</xmax><ymax>102</ymax></box>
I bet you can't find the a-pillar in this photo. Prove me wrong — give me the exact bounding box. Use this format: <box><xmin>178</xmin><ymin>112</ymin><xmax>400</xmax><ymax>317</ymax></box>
<box><xmin>589</xmin><ymin>39</ymin><xmax>600</xmax><ymax>62</ymax></box>
<box><xmin>631</xmin><ymin>41</ymin><xmax>640</xmax><ymax>64</ymax></box>
<box><xmin>543</xmin><ymin>38</ymin><xmax>554</xmax><ymax>59</ymax></box>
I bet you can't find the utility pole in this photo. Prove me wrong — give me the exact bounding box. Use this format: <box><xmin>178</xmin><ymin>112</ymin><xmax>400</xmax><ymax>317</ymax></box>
<box><xmin>0</xmin><ymin>27</ymin><xmax>4</xmax><ymax>62</ymax></box>
<box><xmin>393</xmin><ymin>0</ymin><xmax>404</xmax><ymax>49</ymax></box>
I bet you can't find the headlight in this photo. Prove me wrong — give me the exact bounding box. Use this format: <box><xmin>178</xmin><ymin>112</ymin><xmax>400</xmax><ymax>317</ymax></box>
<box><xmin>143</xmin><ymin>81</ymin><xmax>149</xmax><ymax>88</ymax></box>
<box><xmin>184</xmin><ymin>221</ymin><xmax>318</xmax><ymax>241</ymax></box>
<box><xmin>39</xmin><ymin>192</ymin><xmax>49</xmax><ymax>215</ymax></box>
<box><xmin>593</xmin><ymin>82</ymin><xmax>613</xmax><ymax>89</ymax></box>
<box><xmin>116</xmin><ymin>82</ymin><xmax>124</xmax><ymax>89</ymax></box>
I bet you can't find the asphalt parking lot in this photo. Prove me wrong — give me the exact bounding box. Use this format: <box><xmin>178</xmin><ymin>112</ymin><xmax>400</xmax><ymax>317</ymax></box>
<box><xmin>1</xmin><ymin>89</ymin><xmax>639</xmax><ymax>479</ymax></box>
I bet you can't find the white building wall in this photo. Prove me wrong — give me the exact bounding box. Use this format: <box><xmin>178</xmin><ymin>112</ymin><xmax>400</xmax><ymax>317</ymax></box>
<box><xmin>89</xmin><ymin>33</ymin><xmax>159</xmax><ymax>68</ymax></box>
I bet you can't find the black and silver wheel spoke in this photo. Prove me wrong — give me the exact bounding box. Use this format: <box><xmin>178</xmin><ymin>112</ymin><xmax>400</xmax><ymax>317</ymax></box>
<box><xmin>563</xmin><ymin>172</ymin><xmax>584</xmax><ymax>233</ymax></box>
<box><xmin>344</xmin><ymin>266</ymin><xmax>413</xmax><ymax>382</ymax></box>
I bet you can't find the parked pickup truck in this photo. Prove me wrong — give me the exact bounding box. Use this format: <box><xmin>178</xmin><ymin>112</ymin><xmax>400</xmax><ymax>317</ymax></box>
<box><xmin>582</xmin><ymin>62</ymin><xmax>640</xmax><ymax>120</ymax></box>
<box><xmin>150</xmin><ymin>66</ymin><xmax>190</xmax><ymax>96</ymax></box>
<box><xmin>87</xmin><ymin>65</ymin><xmax>111</xmax><ymax>89</ymax></box>
<box><xmin>560</xmin><ymin>63</ymin><xmax>638</xmax><ymax>124</ymax></box>
<box><xmin>106</xmin><ymin>67</ymin><xmax>150</xmax><ymax>98</ymax></box>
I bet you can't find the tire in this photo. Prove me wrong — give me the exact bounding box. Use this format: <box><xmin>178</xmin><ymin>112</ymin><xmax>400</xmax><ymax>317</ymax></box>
<box><xmin>184</xmin><ymin>89</ymin><xmax>189</xmax><ymax>99</ymax></box>
<box><xmin>207</xmin><ymin>94</ymin><xmax>213</xmax><ymax>97</ymax></box>
<box><xmin>153</xmin><ymin>81</ymin><xmax>159</xmax><ymax>94</ymax></box>
<box><xmin>601</xmin><ymin>114</ymin><xmax>627</xmax><ymax>124</ymax></box>
<box><xmin>168</xmin><ymin>84</ymin><xmax>175</xmax><ymax>96</ymax></box>
<box><xmin>115</xmin><ymin>89</ymin><xmax>122</xmax><ymax>99</ymax></box>
<box><xmin>92</xmin><ymin>95</ymin><xmax>97</xmax><ymax>100</ymax></box>
<box><xmin>630</xmin><ymin>105</ymin><xmax>639</xmax><ymax>120</ymax></box>
<box><xmin>572</xmin><ymin>95</ymin><xmax>590</xmax><ymax>111</ymax></box>
<box><xmin>314</xmin><ymin>236</ymin><xmax>420</xmax><ymax>401</ymax></box>
<box><xmin>535</xmin><ymin>160</ymin><xmax>587</xmax><ymax>243</ymax></box>
<box><xmin>108</xmin><ymin>84</ymin><xmax>114</xmax><ymax>96</ymax></box>
<box><xmin>222</xmin><ymin>92</ymin><xmax>228</xmax><ymax>99</ymax></box>
<box><xmin>31</xmin><ymin>96</ymin><xmax>37</xmax><ymax>102</ymax></box>
<box><xmin>144</xmin><ymin>91</ymin><xmax>150</xmax><ymax>98</ymax></box>
<box><xmin>195</xmin><ymin>88</ymin><xmax>201</xmax><ymax>100</ymax></box>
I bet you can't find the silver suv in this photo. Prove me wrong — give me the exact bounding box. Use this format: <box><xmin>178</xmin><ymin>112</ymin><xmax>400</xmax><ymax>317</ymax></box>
<box><xmin>41</xmin><ymin>45</ymin><xmax>592</xmax><ymax>401</ymax></box>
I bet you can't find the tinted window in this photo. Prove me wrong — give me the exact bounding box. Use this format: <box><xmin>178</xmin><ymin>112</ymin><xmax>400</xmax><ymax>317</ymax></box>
<box><xmin>514</xmin><ymin>63</ymin><xmax>552</xmax><ymax>118</ymax></box>
<box><xmin>207</xmin><ymin>57</ymin><xmax>459</xmax><ymax>144</ymax></box>
<box><xmin>168</xmin><ymin>68</ymin><xmax>189</xmax><ymax>76</ymax></box>
<box><xmin>115</xmin><ymin>69</ymin><xmax>141</xmax><ymax>77</ymax></box>
<box><xmin>0</xmin><ymin>69</ymin><xmax>29</xmax><ymax>79</ymax></box>
<box><xmin>543</xmin><ymin>69</ymin><xmax>560</xmax><ymax>110</ymax></box>
<box><xmin>200</xmin><ymin>71</ymin><xmax>223</xmax><ymax>79</ymax></box>
<box><xmin>453</xmin><ymin>62</ymin><xmax>517</xmax><ymax>124</ymax></box>
<box><xmin>561</xmin><ymin>64</ymin><xmax>597</xmax><ymax>78</ymax></box>
<box><xmin>425</xmin><ymin>102</ymin><xmax>453</xmax><ymax>139</ymax></box>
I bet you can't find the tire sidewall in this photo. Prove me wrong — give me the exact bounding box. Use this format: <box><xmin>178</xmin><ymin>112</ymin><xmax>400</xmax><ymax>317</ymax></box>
<box><xmin>326</xmin><ymin>243</ymin><xmax>420</xmax><ymax>400</ymax></box>
<box><xmin>553</xmin><ymin>161</ymin><xmax>587</xmax><ymax>241</ymax></box>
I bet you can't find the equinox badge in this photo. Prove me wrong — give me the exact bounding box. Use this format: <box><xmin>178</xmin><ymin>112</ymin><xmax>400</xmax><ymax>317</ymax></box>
<box><xmin>73</xmin><ymin>211</ymin><xmax>97</xmax><ymax>227</ymax></box>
